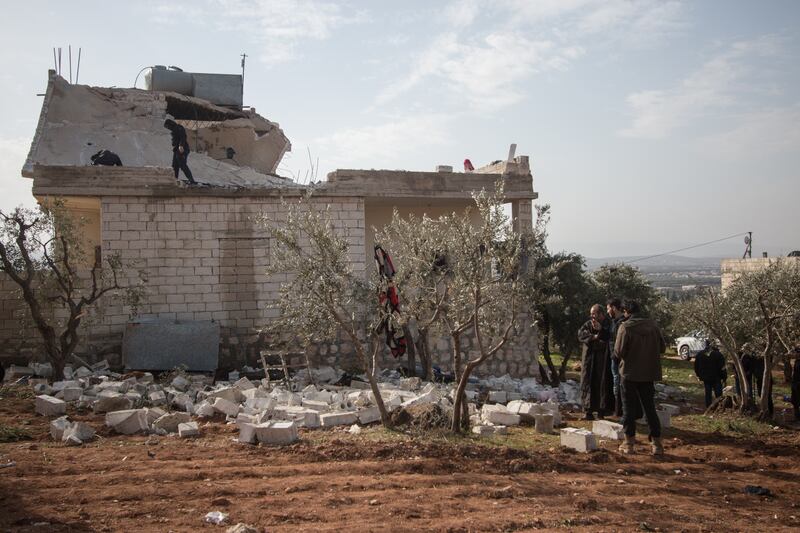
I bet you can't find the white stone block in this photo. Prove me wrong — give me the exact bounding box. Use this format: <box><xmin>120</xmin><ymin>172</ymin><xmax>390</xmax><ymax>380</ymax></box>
<box><xmin>637</xmin><ymin>408</ymin><xmax>671</xmax><ymax>428</ymax></box>
<box><xmin>255</xmin><ymin>421</ymin><xmax>298</xmax><ymax>445</ymax></box>
<box><xmin>320</xmin><ymin>411</ymin><xmax>359</xmax><ymax>427</ymax></box>
<box><xmin>592</xmin><ymin>420</ymin><xmax>624</xmax><ymax>440</ymax></box>
<box><xmin>534</xmin><ymin>414</ymin><xmax>554</xmax><ymax>434</ymax></box>
<box><xmin>171</xmin><ymin>376</ymin><xmax>190</xmax><ymax>391</ymax></box>
<box><xmin>93</xmin><ymin>394</ymin><xmax>133</xmax><ymax>414</ymax></box>
<box><xmin>213</xmin><ymin>397</ymin><xmax>240</xmax><ymax>417</ymax></box>
<box><xmin>356</xmin><ymin>406</ymin><xmax>382</xmax><ymax>425</ymax></box>
<box><xmin>148</xmin><ymin>390</ymin><xmax>167</xmax><ymax>405</ymax></box>
<box><xmin>234</xmin><ymin>377</ymin><xmax>255</xmax><ymax>390</ymax></box>
<box><xmin>207</xmin><ymin>386</ymin><xmax>242</xmax><ymax>404</ymax></box>
<box><xmin>560</xmin><ymin>427</ymin><xmax>597</xmax><ymax>453</ymax></box>
<box><xmin>106</xmin><ymin>409</ymin><xmax>149</xmax><ymax>435</ymax></box>
<box><xmin>51</xmin><ymin>380</ymin><xmax>80</xmax><ymax>392</ymax></box>
<box><xmin>481</xmin><ymin>404</ymin><xmax>520</xmax><ymax>426</ymax></box>
<box><xmin>195</xmin><ymin>400</ymin><xmax>216</xmax><ymax>417</ymax></box>
<box><xmin>35</xmin><ymin>395</ymin><xmax>66</xmax><ymax>416</ymax></box>
<box><xmin>178</xmin><ymin>421</ymin><xmax>200</xmax><ymax>438</ymax></box>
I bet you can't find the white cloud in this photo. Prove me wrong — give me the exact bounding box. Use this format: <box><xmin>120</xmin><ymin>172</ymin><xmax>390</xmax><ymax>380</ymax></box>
<box><xmin>0</xmin><ymin>137</ymin><xmax>35</xmax><ymax>212</ymax></box>
<box><xmin>620</xmin><ymin>35</ymin><xmax>783</xmax><ymax>139</ymax></box>
<box><xmin>312</xmin><ymin>114</ymin><xmax>452</xmax><ymax>172</ymax></box>
<box><xmin>374</xmin><ymin>0</ymin><xmax>680</xmax><ymax>113</ymax></box>
<box><xmin>213</xmin><ymin>0</ymin><xmax>367</xmax><ymax>65</ymax></box>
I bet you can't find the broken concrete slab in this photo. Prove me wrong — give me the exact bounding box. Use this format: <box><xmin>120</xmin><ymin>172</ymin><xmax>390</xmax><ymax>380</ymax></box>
<box><xmin>195</xmin><ymin>400</ymin><xmax>216</xmax><ymax>417</ymax></box>
<box><xmin>148</xmin><ymin>390</ymin><xmax>167</xmax><ymax>405</ymax></box>
<box><xmin>234</xmin><ymin>377</ymin><xmax>255</xmax><ymax>391</ymax></box>
<box><xmin>61</xmin><ymin>387</ymin><xmax>83</xmax><ymax>402</ymax></box>
<box><xmin>50</xmin><ymin>416</ymin><xmax>71</xmax><ymax>440</ymax></box>
<box><xmin>560</xmin><ymin>427</ymin><xmax>597</xmax><ymax>453</ymax></box>
<box><xmin>300</xmin><ymin>399</ymin><xmax>330</xmax><ymax>412</ymax></box>
<box><xmin>178</xmin><ymin>421</ymin><xmax>200</xmax><ymax>438</ymax></box>
<box><xmin>152</xmin><ymin>412</ymin><xmax>192</xmax><ymax>434</ymax></box>
<box><xmin>35</xmin><ymin>395</ymin><xmax>67</xmax><ymax>417</ymax></box>
<box><xmin>106</xmin><ymin>409</ymin><xmax>149</xmax><ymax>435</ymax></box>
<box><xmin>320</xmin><ymin>411</ymin><xmax>358</xmax><ymax>428</ymax></box>
<box><xmin>481</xmin><ymin>404</ymin><xmax>520</xmax><ymax>426</ymax></box>
<box><xmin>63</xmin><ymin>422</ymin><xmax>95</xmax><ymax>446</ymax></box>
<box><xmin>592</xmin><ymin>420</ymin><xmax>624</xmax><ymax>440</ymax></box>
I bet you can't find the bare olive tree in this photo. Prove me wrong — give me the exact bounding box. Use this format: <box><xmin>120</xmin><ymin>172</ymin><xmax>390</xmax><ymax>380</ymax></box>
<box><xmin>261</xmin><ymin>197</ymin><xmax>392</xmax><ymax>427</ymax></box>
<box><xmin>678</xmin><ymin>259</ymin><xmax>800</xmax><ymax>419</ymax></box>
<box><xmin>0</xmin><ymin>202</ymin><xmax>146</xmax><ymax>380</ymax></box>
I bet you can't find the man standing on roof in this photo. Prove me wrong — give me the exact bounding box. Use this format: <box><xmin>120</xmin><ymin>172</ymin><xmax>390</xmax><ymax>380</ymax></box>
<box><xmin>164</xmin><ymin>119</ymin><xmax>196</xmax><ymax>184</ymax></box>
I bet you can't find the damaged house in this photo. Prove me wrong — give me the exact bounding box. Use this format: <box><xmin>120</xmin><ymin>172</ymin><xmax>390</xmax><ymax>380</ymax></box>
<box><xmin>1</xmin><ymin>69</ymin><xmax>539</xmax><ymax>378</ymax></box>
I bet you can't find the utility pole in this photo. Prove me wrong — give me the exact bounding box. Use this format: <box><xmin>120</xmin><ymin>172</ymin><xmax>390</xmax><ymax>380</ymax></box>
<box><xmin>743</xmin><ymin>231</ymin><xmax>752</xmax><ymax>259</ymax></box>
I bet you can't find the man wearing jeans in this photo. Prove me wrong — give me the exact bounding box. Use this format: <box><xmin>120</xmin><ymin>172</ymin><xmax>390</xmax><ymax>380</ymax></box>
<box><xmin>606</xmin><ymin>298</ymin><xmax>626</xmax><ymax>418</ymax></box>
<box><xmin>614</xmin><ymin>299</ymin><xmax>666</xmax><ymax>456</ymax></box>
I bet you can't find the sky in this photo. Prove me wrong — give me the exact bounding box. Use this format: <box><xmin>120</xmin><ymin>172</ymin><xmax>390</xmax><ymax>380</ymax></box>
<box><xmin>0</xmin><ymin>0</ymin><xmax>798</xmax><ymax>258</ymax></box>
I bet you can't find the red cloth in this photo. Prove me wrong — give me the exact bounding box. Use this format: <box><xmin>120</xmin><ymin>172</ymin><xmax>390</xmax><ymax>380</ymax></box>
<box><xmin>463</xmin><ymin>158</ymin><xmax>475</xmax><ymax>171</ymax></box>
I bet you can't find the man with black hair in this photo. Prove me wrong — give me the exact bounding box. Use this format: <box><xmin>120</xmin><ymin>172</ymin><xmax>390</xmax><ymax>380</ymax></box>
<box><xmin>606</xmin><ymin>297</ymin><xmax>626</xmax><ymax>418</ymax></box>
<box><xmin>164</xmin><ymin>119</ymin><xmax>196</xmax><ymax>184</ymax></box>
<box><xmin>614</xmin><ymin>299</ymin><xmax>666</xmax><ymax>456</ymax></box>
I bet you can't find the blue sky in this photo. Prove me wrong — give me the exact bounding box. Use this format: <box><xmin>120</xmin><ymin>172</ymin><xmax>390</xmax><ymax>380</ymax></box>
<box><xmin>0</xmin><ymin>1</ymin><xmax>798</xmax><ymax>258</ymax></box>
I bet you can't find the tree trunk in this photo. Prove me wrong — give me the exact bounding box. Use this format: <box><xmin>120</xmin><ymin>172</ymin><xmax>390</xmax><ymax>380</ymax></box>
<box><xmin>416</xmin><ymin>330</ymin><xmax>433</xmax><ymax>381</ymax></box>
<box><xmin>451</xmin><ymin>360</ymin><xmax>478</xmax><ymax>433</ymax></box>
<box><xmin>558</xmin><ymin>349</ymin><xmax>572</xmax><ymax>382</ymax></box>
<box><xmin>540</xmin><ymin>333</ymin><xmax>560</xmax><ymax>386</ymax></box>
<box><xmin>360</xmin><ymin>342</ymin><xmax>392</xmax><ymax>428</ymax></box>
<box><xmin>404</xmin><ymin>325</ymin><xmax>416</xmax><ymax>377</ymax></box>
<box><xmin>783</xmin><ymin>351</ymin><xmax>792</xmax><ymax>384</ymax></box>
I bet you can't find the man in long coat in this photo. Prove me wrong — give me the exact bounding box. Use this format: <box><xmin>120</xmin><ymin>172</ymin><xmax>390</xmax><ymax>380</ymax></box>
<box><xmin>578</xmin><ymin>304</ymin><xmax>614</xmax><ymax>419</ymax></box>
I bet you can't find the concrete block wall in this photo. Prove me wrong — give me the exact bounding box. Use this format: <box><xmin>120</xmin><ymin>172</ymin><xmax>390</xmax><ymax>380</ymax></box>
<box><xmin>720</xmin><ymin>257</ymin><xmax>800</xmax><ymax>291</ymax></box>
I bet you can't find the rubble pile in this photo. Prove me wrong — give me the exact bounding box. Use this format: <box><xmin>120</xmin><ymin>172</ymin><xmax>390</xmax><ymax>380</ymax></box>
<box><xmin>14</xmin><ymin>360</ymin><xmax>598</xmax><ymax>445</ymax></box>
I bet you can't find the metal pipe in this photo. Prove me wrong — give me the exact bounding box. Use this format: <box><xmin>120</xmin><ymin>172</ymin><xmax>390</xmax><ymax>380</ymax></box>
<box><xmin>69</xmin><ymin>45</ymin><xmax>72</xmax><ymax>83</ymax></box>
<box><xmin>76</xmin><ymin>48</ymin><xmax>81</xmax><ymax>84</ymax></box>
<box><xmin>53</xmin><ymin>48</ymin><xmax>57</xmax><ymax>71</ymax></box>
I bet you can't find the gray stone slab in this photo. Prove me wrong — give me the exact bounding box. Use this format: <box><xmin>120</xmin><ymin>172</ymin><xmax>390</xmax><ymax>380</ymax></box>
<box><xmin>123</xmin><ymin>320</ymin><xmax>219</xmax><ymax>372</ymax></box>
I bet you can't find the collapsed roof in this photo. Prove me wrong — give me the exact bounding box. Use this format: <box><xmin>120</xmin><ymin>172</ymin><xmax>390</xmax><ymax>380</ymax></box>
<box><xmin>23</xmin><ymin>71</ymin><xmax>294</xmax><ymax>189</ymax></box>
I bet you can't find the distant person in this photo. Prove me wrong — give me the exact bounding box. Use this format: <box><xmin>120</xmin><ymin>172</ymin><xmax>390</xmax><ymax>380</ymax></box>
<box><xmin>694</xmin><ymin>341</ymin><xmax>726</xmax><ymax>408</ymax></box>
<box><xmin>606</xmin><ymin>297</ymin><xmax>627</xmax><ymax>419</ymax></box>
<box><xmin>614</xmin><ymin>299</ymin><xmax>666</xmax><ymax>456</ymax></box>
<box><xmin>791</xmin><ymin>346</ymin><xmax>800</xmax><ymax>420</ymax></box>
<box><xmin>578</xmin><ymin>304</ymin><xmax>613</xmax><ymax>420</ymax></box>
<box><xmin>742</xmin><ymin>344</ymin><xmax>773</xmax><ymax>415</ymax></box>
<box><xmin>164</xmin><ymin>119</ymin><xmax>196</xmax><ymax>184</ymax></box>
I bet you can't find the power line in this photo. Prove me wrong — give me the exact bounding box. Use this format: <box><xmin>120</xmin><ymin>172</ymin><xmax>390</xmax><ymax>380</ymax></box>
<box><xmin>624</xmin><ymin>232</ymin><xmax>749</xmax><ymax>264</ymax></box>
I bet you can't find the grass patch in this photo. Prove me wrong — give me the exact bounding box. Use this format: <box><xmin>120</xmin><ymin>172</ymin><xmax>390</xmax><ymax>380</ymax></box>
<box><xmin>675</xmin><ymin>413</ymin><xmax>775</xmax><ymax>438</ymax></box>
<box><xmin>0</xmin><ymin>424</ymin><xmax>32</xmax><ymax>443</ymax></box>
<box><xmin>0</xmin><ymin>384</ymin><xmax>35</xmax><ymax>400</ymax></box>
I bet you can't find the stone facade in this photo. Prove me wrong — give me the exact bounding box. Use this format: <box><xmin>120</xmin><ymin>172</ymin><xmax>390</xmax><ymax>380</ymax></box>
<box><xmin>720</xmin><ymin>257</ymin><xmax>800</xmax><ymax>291</ymax></box>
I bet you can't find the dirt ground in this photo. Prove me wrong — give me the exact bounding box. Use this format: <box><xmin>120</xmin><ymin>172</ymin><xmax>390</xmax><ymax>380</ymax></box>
<box><xmin>1</xmin><ymin>389</ymin><xmax>799</xmax><ymax>532</ymax></box>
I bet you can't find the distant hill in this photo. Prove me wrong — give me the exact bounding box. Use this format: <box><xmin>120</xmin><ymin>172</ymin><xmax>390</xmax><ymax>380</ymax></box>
<box><xmin>584</xmin><ymin>254</ymin><xmax>725</xmax><ymax>271</ymax></box>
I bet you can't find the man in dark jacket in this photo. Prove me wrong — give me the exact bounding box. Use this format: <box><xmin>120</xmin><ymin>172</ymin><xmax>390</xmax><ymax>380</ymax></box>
<box><xmin>694</xmin><ymin>341</ymin><xmax>727</xmax><ymax>408</ymax></box>
<box><xmin>606</xmin><ymin>297</ymin><xmax>627</xmax><ymax>418</ymax></box>
<box><xmin>614</xmin><ymin>299</ymin><xmax>666</xmax><ymax>456</ymax></box>
<box><xmin>164</xmin><ymin>119</ymin><xmax>196</xmax><ymax>184</ymax></box>
<box><xmin>578</xmin><ymin>304</ymin><xmax>614</xmax><ymax>420</ymax></box>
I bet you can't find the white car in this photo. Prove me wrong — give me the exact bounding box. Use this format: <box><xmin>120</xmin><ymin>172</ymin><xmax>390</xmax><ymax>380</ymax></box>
<box><xmin>675</xmin><ymin>331</ymin><xmax>708</xmax><ymax>360</ymax></box>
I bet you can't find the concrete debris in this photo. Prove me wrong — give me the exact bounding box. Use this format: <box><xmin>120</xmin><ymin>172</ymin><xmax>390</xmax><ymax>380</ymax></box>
<box><xmin>592</xmin><ymin>420</ymin><xmax>624</xmax><ymax>440</ymax></box>
<box><xmin>93</xmin><ymin>395</ymin><xmax>133</xmax><ymax>414</ymax></box>
<box><xmin>637</xmin><ymin>408</ymin><xmax>671</xmax><ymax>428</ymax></box>
<box><xmin>35</xmin><ymin>395</ymin><xmax>66</xmax><ymax>417</ymax></box>
<box><xmin>178</xmin><ymin>421</ymin><xmax>200</xmax><ymax>438</ymax></box>
<box><xmin>320</xmin><ymin>411</ymin><xmax>359</xmax><ymax>428</ymax></box>
<box><xmin>534</xmin><ymin>414</ymin><xmax>554</xmax><ymax>434</ymax></box>
<box><xmin>63</xmin><ymin>422</ymin><xmax>95</xmax><ymax>446</ymax></box>
<box><xmin>213</xmin><ymin>397</ymin><xmax>240</xmax><ymax>418</ymax></box>
<box><xmin>204</xmin><ymin>511</ymin><xmax>229</xmax><ymax>526</ymax></box>
<box><xmin>348</xmin><ymin>424</ymin><xmax>362</xmax><ymax>435</ymax></box>
<box><xmin>659</xmin><ymin>403</ymin><xmax>680</xmax><ymax>416</ymax></box>
<box><xmin>106</xmin><ymin>409</ymin><xmax>149</xmax><ymax>435</ymax></box>
<box><xmin>560</xmin><ymin>427</ymin><xmax>597</xmax><ymax>453</ymax></box>
<box><xmin>152</xmin><ymin>412</ymin><xmax>192</xmax><ymax>434</ymax></box>
<box><xmin>50</xmin><ymin>416</ymin><xmax>71</xmax><ymax>440</ymax></box>
<box><xmin>226</xmin><ymin>524</ymin><xmax>259</xmax><ymax>533</ymax></box>
<box><xmin>254</xmin><ymin>421</ymin><xmax>298</xmax><ymax>445</ymax></box>
<box><xmin>4</xmin><ymin>365</ymin><xmax>34</xmax><ymax>381</ymax></box>
<box><xmin>480</xmin><ymin>404</ymin><xmax>521</xmax><ymax>426</ymax></box>
<box><xmin>472</xmin><ymin>424</ymin><xmax>508</xmax><ymax>436</ymax></box>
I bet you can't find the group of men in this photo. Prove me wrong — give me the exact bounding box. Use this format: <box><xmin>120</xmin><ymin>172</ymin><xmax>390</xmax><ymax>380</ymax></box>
<box><xmin>578</xmin><ymin>298</ymin><xmax>665</xmax><ymax>456</ymax></box>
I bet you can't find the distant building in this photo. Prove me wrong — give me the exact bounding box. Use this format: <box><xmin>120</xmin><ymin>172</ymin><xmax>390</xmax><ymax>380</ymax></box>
<box><xmin>720</xmin><ymin>256</ymin><xmax>800</xmax><ymax>291</ymax></box>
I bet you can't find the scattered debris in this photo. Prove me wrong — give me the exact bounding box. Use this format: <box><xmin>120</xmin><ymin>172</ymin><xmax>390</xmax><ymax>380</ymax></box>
<box><xmin>560</xmin><ymin>428</ymin><xmax>598</xmax><ymax>453</ymax></box>
<box><xmin>743</xmin><ymin>485</ymin><xmax>773</xmax><ymax>497</ymax></box>
<box><xmin>204</xmin><ymin>511</ymin><xmax>229</xmax><ymax>525</ymax></box>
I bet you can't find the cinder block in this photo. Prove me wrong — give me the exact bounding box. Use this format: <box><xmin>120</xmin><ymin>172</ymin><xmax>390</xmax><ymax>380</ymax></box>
<box><xmin>106</xmin><ymin>409</ymin><xmax>149</xmax><ymax>435</ymax></box>
<box><xmin>238</xmin><ymin>422</ymin><xmax>257</xmax><ymax>444</ymax></box>
<box><xmin>93</xmin><ymin>394</ymin><xmax>133</xmax><ymax>414</ymax></box>
<box><xmin>637</xmin><ymin>409</ymin><xmax>671</xmax><ymax>428</ymax></box>
<box><xmin>255</xmin><ymin>421</ymin><xmax>298</xmax><ymax>445</ymax></box>
<box><xmin>35</xmin><ymin>395</ymin><xmax>66</xmax><ymax>417</ymax></box>
<box><xmin>63</xmin><ymin>422</ymin><xmax>95</xmax><ymax>446</ymax></box>
<box><xmin>560</xmin><ymin>427</ymin><xmax>597</xmax><ymax>453</ymax></box>
<box><xmin>488</xmin><ymin>391</ymin><xmax>507</xmax><ymax>404</ymax></box>
<box><xmin>592</xmin><ymin>420</ymin><xmax>624</xmax><ymax>440</ymax></box>
<box><xmin>50</xmin><ymin>416</ymin><xmax>70</xmax><ymax>440</ymax></box>
<box><xmin>178</xmin><ymin>421</ymin><xmax>200</xmax><ymax>438</ymax></box>
<box><xmin>320</xmin><ymin>411</ymin><xmax>358</xmax><ymax>428</ymax></box>
<box><xmin>61</xmin><ymin>387</ymin><xmax>83</xmax><ymax>402</ymax></box>
<box><xmin>659</xmin><ymin>403</ymin><xmax>680</xmax><ymax>416</ymax></box>
<box><xmin>481</xmin><ymin>404</ymin><xmax>521</xmax><ymax>426</ymax></box>
<box><xmin>301</xmin><ymin>399</ymin><xmax>330</xmax><ymax>412</ymax></box>
<box><xmin>356</xmin><ymin>406</ymin><xmax>382</xmax><ymax>425</ymax></box>
<box><xmin>152</xmin><ymin>412</ymin><xmax>192</xmax><ymax>433</ymax></box>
